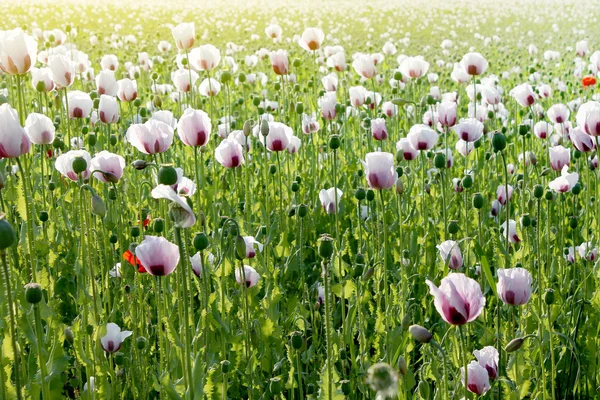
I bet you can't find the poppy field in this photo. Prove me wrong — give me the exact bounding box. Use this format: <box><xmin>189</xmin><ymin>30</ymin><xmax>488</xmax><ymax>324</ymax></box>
<box><xmin>0</xmin><ymin>0</ymin><xmax>599</xmax><ymax>398</ymax></box>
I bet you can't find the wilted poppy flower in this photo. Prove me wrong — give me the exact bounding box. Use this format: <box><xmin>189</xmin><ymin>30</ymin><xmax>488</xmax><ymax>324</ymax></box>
<box><xmin>151</xmin><ymin>184</ymin><xmax>196</xmax><ymax>228</ymax></box>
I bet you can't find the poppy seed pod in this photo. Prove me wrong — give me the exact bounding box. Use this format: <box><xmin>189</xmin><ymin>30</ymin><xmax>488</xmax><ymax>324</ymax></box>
<box><xmin>491</xmin><ymin>132</ymin><xmax>507</xmax><ymax>152</ymax></box>
<box><xmin>158</xmin><ymin>165</ymin><xmax>178</xmax><ymax>185</ymax></box>
<box><xmin>24</xmin><ymin>283</ymin><xmax>43</xmax><ymax>304</ymax></box>
<box><xmin>0</xmin><ymin>219</ymin><xmax>16</xmax><ymax>249</ymax></box>
<box><xmin>318</xmin><ymin>234</ymin><xmax>335</xmax><ymax>259</ymax></box>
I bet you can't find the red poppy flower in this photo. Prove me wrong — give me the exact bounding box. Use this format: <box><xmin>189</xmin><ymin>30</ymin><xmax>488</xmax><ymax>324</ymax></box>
<box><xmin>46</xmin><ymin>149</ymin><xmax>53</xmax><ymax>158</ymax></box>
<box><xmin>138</xmin><ymin>214</ymin><xmax>151</xmax><ymax>228</ymax></box>
<box><xmin>582</xmin><ymin>75</ymin><xmax>596</xmax><ymax>87</ymax></box>
<box><xmin>122</xmin><ymin>249</ymin><xmax>147</xmax><ymax>273</ymax></box>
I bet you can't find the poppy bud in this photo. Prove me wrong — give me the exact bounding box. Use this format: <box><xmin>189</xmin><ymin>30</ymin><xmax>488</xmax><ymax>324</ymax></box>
<box><xmin>25</xmin><ymin>283</ymin><xmax>43</xmax><ymax>304</ymax></box>
<box><xmin>472</xmin><ymin>193</ymin><xmax>484</xmax><ymax>209</ymax></box>
<box><xmin>158</xmin><ymin>165</ymin><xmax>178</xmax><ymax>185</ymax></box>
<box><xmin>73</xmin><ymin>157</ymin><xmax>88</xmax><ymax>175</ymax></box>
<box><xmin>132</xmin><ymin>160</ymin><xmax>148</xmax><ymax>170</ymax></box>
<box><xmin>418</xmin><ymin>380</ymin><xmax>430</xmax><ymax>399</ymax></box>
<box><xmin>64</xmin><ymin>327</ymin><xmax>74</xmax><ymax>344</ymax></box>
<box><xmin>91</xmin><ymin>195</ymin><xmax>106</xmax><ymax>217</ymax></box>
<box><xmin>243</xmin><ymin>120</ymin><xmax>252</xmax><ymax>137</ymax></box>
<box><xmin>398</xmin><ymin>356</ymin><xmax>408</xmax><ymax>375</ymax></box>
<box><xmin>409</xmin><ymin>325</ymin><xmax>432</xmax><ymax>343</ymax></box>
<box><xmin>401</xmin><ymin>314</ymin><xmax>410</xmax><ymax>331</ymax></box>
<box><xmin>39</xmin><ymin>211</ymin><xmax>49</xmax><ymax>222</ymax></box>
<box><xmin>0</xmin><ymin>219</ymin><xmax>16</xmax><ymax>249</ymax></box>
<box><xmin>505</xmin><ymin>337</ymin><xmax>524</xmax><ymax>352</ymax></box>
<box><xmin>235</xmin><ymin>235</ymin><xmax>247</xmax><ymax>260</ymax></box>
<box><xmin>492</xmin><ymin>132</ymin><xmax>507</xmax><ymax>152</ymax></box>
<box><xmin>363</xmin><ymin>267</ymin><xmax>374</xmax><ymax>281</ymax></box>
<box><xmin>318</xmin><ymin>234</ymin><xmax>335</xmax><ymax>259</ymax></box>
<box><xmin>260</xmin><ymin>119</ymin><xmax>270</xmax><ymax>137</ymax></box>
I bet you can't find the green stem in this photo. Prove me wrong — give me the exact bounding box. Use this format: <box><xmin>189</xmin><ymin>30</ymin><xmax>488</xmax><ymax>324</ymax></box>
<box><xmin>1</xmin><ymin>253</ymin><xmax>22</xmax><ymax>400</ymax></box>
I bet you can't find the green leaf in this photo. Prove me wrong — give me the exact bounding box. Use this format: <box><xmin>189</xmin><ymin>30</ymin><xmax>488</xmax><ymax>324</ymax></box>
<box><xmin>473</xmin><ymin>241</ymin><xmax>497</xmax><ymax>297</ymax></box>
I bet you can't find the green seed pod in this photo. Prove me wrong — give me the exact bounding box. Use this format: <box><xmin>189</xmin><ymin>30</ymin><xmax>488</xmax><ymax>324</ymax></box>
<box><xmin>221</xmin><ymin>360</ymin><xmax>231</xmax><ymax>374</ymax></box>
<box><xmin>307</xmin><ymin>383</ymin><xmax>315</xmax><ymax>395</ymax></box>
<box><xmin>220</xmin><ymin>71</ymin><xmax>232</xmax><ymax>84</ymax></box>
<box><xmin>341</xmin><ymin>380</ymin><xmax>351</xmax><ymax>395</ymax></box>
<box><xmin>366</xmin><ymin>189</ymin><xmax>375</xmax><ymax>202</ymax></box>
<box><xmin>295</xmin><ymin>102</ymin><xmax>304</xmax><ymax>114</ymax></box>
<box><xmin>109</xmin><ymin>233</ymin><xmax>118</xmax><ymax>244</ymax></box>
<box><xmin>238</xmin><ymin>73</ymin><xmax>246</xmax><ymax>83</ymax></box>
<box><xmin>572</xmin><ymin>183</ymin><xmax>582</xmax><ymax>195</ymax></box>
<box><xmin>72</xmin><ymin>157</ymin><xmax>88</xmax><ymax>175</ymax></box>
<box><xmin>545</xmin><ymin>191</ymin><xmax>554</xmax><ymax>201</ymax></box>
<box><xmin>291</xmin><ymin>331</ymin><xmax>303</xmax><ymax>350</ymax></box>
<box><xmin>434</xmin><ymin>153</ymin><xmax>446</xmax><ymax>169</ymax></box>
<box><xmin>193</xmin><ymin>232</ymin><xmax>209</xmax><ymax>251</ymax></box>
<box><xmin>472</xmin><ymin>193</ymin><xmax>484</xmax><ymax>209</ymax></box>
<box><xmin>521</xmin><ymin>214</ymin><xmax>531</xmax><ymax>227</ymax></box>
<box><xmin>569</xmin><ymin>217</ymin><xmax>578</xmax><ymax>229</ymax></box>
<box><xmin>298</xmin><ymin>204</ymin><xmax>308</xmax><ymax>218</ymax></box>
<box><xmin>269</xmin><ymin>377</ymin><xmax>281</xmax><ymax>395</ymax></box>
<box><xmin>25</xmin><ymin>283</ymin><xmax>43</xmax><ymax>304</ymax></box>
<box><xmin>544</xmin><ymin>288</ymin><xmax>555</xmax><ymax>305</ymax></box>
<box><xmin>108</xmin><ymin>187</ymin><xmax>117</xmax><ymax>200</ymax></box>
<box><xmin>393</xmin><ymin>71</ymin><xmax>402</xmax><ymax>81</ymax></box>
<box><xmin>533</xmin><ymin>184</ymin><xmax>544</xmax><ymax>198</ymax></box>
<box><xmin>87</xmin><ymin>133</ymin><xmax>97</xmax><ymax>147</ymax></box>
<box><xmin>269</xmin><ymin>164</ymin><xmax>277</xmax><ymax>175</ymax></box>
<box><xmin>86</xmin><ymin>324</ymin><xmax>94</xmax><ymax>336</ymax></box>
<box><xmin>130</xmin><ymin>226</ymin><xmax>140</xmax><ymax>238</ymax></box>
<box><xmin>291</xmin><ymin>182</ymin><xmax>299</xmax><ymax>192</ymax></box>
<box><xmin>518</xmin><ymin>124</ymin><xmax>529</xmax><ymax>136</ymax></box>
<box><xmin>0</xmin><ymin>219</ymin><xmax>16</xmax><ymax>249</ymax></box>
<box><xmin>158</xmin><ymin>165</ymin><xmax>178</xmax><ymax>185</ymax></box>
<box><xmin>136</xmin><ymin>336</ymin><xmax>147</xmax><ymax>350</ymax></box>
<box><xmin>153</xmin><ymin>218</ymin><xmax>165</xmax><ymax>233</ymax></box>
<box><xmin>39</xmin><ymin>210</ymin><xmax>49</xmax><ymax>222</ymax></box>
<box><xmin>133</xmin><ymin>99</ymin><xmax>142</xmax><ymax>108</ymax></box>
<box><xmin>492</xmin><ymin>132</ymin><xmax>507</xmax><ymax>152</ymax></box>
<box><xmin>355</xmin><ymin>188</ymin><xmax>366</xmax><ymax>201</ymax></box>
<box><xmin>448</xmin><ymin>220</ymin><xmax>459</xmax><ymax>235</ymax></box>
<box><xmin>114</xmin><ymin>352</ymin><xmax>125</xmax><ymax>365</ymax></box>
<box><xmin>462</xmin><ymin>174</ymin><xmax>473</xmax><ymax>189</ymax></box>
<box><xmin>329</xmin><ymin>135</ymin><xmax>341</xmax><ymax>149</ymax></box>
<box><xmin>318</xmin><ymin>234</ymin><xmax>335</xmax><ymax>259</ymax></box>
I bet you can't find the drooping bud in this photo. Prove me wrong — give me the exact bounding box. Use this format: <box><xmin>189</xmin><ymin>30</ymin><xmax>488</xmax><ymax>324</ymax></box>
<box><xmin>408</xmin><ymin>324</ymin><xmax>432</xmax><ymax>343</ymax></box>
<box><xmin>505</xmin><ymin>337</ymin><xmax>524</xmax><ymax>352</ymax></box>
